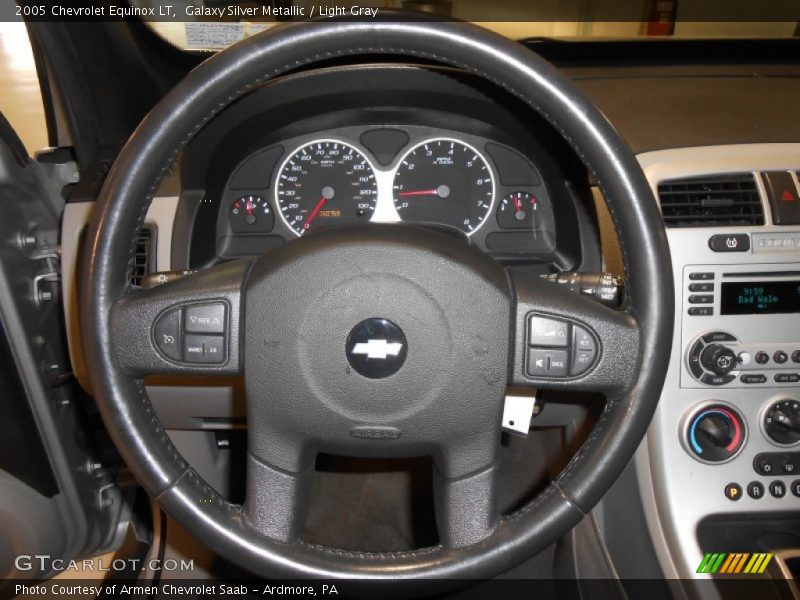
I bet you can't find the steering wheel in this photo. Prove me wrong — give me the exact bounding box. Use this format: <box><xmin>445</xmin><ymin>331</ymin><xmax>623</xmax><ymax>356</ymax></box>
<box><xmin>82</xmin><ymin>21</ymin><xmax>673</xmax><ymax>586</ymax></box>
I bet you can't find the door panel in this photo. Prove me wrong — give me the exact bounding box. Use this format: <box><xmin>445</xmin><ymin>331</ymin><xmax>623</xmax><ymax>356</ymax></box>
<box><xmin>0</xmin><ymin>112</ymin><xmax>131</xmax><ymax>584</ymax></box>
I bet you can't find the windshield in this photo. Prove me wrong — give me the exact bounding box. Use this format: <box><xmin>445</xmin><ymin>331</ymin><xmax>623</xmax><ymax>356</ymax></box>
<box><xmin>135</xmin><ymin>0</ymin><xmax>800</xmax><ymax>51</ymax></box>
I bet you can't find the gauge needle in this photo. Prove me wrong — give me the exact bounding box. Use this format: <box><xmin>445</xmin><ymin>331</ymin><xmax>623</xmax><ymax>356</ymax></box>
<box><xmin>304</xmin><ymin>197</ymin><xmax>327</xmax><ymax>229</ymax></box>
<box><xmin>399</xmin><ymin>189</ymin><xmax>438</xmax><ymax>197</ymax></box>
<box><xmin>513</xmin><ymin>195</ymin><xmax>522</xmax><ymax>212</ymax></box>
<box><xmin>398</xmin><ymin>185</ymin><xmax>451</xmax><ymax>198</ymax></box>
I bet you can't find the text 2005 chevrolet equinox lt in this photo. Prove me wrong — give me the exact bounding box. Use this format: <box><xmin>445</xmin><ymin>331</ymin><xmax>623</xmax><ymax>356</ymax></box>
<box><xmin>1</xmin><ymin>2</ymin><xmax>800</xmax><ymax>598</ymax></box>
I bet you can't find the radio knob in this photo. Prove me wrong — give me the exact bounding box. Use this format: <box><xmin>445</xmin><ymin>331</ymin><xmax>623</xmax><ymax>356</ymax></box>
<box><xmin>764</xmin><ymin>399</ymin><xmax>800</xmax><ymax>446</ymax></box>
<box><xmin>701</xmin><ymin>344</ymin><xmax>738</xmax><ymax>376</ymax></box>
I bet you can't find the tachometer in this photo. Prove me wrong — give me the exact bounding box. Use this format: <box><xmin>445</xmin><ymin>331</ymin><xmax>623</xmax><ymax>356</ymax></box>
<box><xmin>392</xmin><ymin>139</ymin><xmax>494</xmax><ymax>235</ymax></box>
<box><xmin>276</xmin><ymin>140</ymin><xmax>377</xmax><ymax>236</ymax></box>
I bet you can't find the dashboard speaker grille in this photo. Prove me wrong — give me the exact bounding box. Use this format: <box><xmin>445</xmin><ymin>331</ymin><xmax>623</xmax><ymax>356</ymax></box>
<box><xmin>657</xmin><ymin>173</ymin><xmax>764</xmax><ymax>227</ymax></box>
<box><xmin>130</xmin><ymin>227</ymin><xmax>154</xmax><ymax>287</ymax></box>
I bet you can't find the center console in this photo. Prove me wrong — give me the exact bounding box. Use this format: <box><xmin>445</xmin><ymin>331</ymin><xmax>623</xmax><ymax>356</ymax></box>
<box><xmin>633</xmin><ymin>144</ymin><xmax>800</xmax><ymax>595</ymax></box>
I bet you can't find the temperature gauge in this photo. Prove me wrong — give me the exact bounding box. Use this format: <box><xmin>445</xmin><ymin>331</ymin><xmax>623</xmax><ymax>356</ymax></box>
<box><xmin>497</xmin><ymin>192</ymin><xmax>539</xmax><ymax>230</ymax></box>
<box><xmin>230</xmin><ymin>195</ymin><xmax>274</xmax><ymax>233</ymax></box>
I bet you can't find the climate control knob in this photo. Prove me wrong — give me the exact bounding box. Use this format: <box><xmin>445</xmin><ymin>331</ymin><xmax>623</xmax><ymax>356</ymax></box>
<box><xmin>685</xmin><ymin>404</ymin><xmax>745</xmax><ymax>463</ymax></box>
<box><xmin>700</xmin><ymin>344</ymin><xmax>738</xmax><ymax>376</ymax></box>
<box><xmin>763</xmin><ymin>399</ymin><xmax>800</xmax><ymax>446</ymax></box>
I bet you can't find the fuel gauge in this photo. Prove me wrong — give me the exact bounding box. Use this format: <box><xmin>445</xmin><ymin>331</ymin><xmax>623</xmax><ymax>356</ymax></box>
<box><xmin>230</xmin><ymin>195</ymin><xmax>274</xmax><ymax>233</ymax></box>
<box><xmin>497</xmin><ymin>192</ymin><xmax>539</xmax><ymax>230</ymax></box>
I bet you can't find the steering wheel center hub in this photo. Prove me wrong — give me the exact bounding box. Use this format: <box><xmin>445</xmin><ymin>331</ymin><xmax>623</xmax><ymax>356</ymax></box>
<box><xmin>243</xmin><ymin>224</ymin><xmax>511</xmax><ymax>474</ymax></box>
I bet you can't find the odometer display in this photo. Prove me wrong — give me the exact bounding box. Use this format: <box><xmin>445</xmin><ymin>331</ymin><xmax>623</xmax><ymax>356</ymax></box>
<box><xmin>392</xmin><ymin>139</ymin><xmax>495</xmax><ymax>235</ymax></box>
<box><xmin>276</xmin><ymin>140</ymin><xmax>377</xmax><ymax>236</ymax></box>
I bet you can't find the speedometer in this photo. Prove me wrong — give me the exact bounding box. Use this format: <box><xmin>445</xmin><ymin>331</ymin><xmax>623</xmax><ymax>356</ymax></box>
<box><xmin>392</xmin><ymin>139</ymin><xmax>495</xmax><ymax>235</ymax></box>
<box><xmin>276</xmin><ymin>140</ymin><xmax>377</xmax><ymax>236</ymax></box>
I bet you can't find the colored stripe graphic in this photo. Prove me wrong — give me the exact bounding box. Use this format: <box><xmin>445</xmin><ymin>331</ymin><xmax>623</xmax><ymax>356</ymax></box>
<box><xmin>698</xmin><ymin>553</ymin><xmax>773</xmax><ymax>574</ymax></box>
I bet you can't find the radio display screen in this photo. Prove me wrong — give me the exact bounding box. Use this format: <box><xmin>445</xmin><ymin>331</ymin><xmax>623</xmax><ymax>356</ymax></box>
<box><xmin>721</xmin><ymin>281</ymin><xmax>800</xmax><ymax>315</ymax></box>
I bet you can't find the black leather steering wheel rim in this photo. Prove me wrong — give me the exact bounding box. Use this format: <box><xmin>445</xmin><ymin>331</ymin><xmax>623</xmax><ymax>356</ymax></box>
<box><xmin>82</xmin><ymin>21</ymin><xmax>673</xmax><ymax>585</ymax></box>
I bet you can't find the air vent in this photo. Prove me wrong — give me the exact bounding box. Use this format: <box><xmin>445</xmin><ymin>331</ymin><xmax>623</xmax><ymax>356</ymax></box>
<box><xmin>657</xmin><ymin>173</ymin><xmax>764</xmax><ymax>228</ymax></box>
<box><xmin>130</xmin><ymin>227</ymin><xmax>154</xmax><ymax>287</ymax></box>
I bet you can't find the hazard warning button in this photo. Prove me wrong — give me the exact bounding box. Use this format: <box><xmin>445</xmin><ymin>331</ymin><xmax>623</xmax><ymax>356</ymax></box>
<box><xmin>763</xmin><ymin>171</ymin><xmax>800</xmax><ymax>225</ymax></box>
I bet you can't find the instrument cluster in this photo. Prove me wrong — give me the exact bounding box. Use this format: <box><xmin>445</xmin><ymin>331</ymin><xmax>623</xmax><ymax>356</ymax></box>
<box><xmin>216</xmin><ymin>125</ymin><xmax>556</xmax><ymax>261</ymax></box>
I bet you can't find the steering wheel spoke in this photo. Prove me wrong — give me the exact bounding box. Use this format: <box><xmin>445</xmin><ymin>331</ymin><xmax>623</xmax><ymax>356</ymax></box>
<box><xmin>243</xmin><ymin>452</ymin><xmax>313</xmax><ymax>544</ymax></box>
<box><xmin>509</xmin><ymin>272</ymin><xmax>641</xmax><ymax>396</ymax></box>
<box><xmin>433</xmin><ymin>452</ymin><xmax>500</xmax><ymax>549</ymax></box>
<box><xmin>110</xmin><ymin>259</ymin><xmax>250</xmax><ymax>377</ymax></box>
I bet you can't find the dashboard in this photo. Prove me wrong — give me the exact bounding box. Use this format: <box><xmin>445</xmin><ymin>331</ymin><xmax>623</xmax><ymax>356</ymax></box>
<box><xmin>55</xmin><ymin>53</ymin><xmax>800</xmax><ymax>594</ymax></box>
<box><xmin>216</xmin><ymin>126</ymin><xmax>555</xmax><ymax>259</ymax></box>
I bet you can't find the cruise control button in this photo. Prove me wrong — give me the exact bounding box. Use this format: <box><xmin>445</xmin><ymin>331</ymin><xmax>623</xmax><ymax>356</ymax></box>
<box><xmin>740</xmin><ymin>374</ymin><xmax>767</xmax><ymax>384</ymax></box>
<box><xmin>747</xmin><ymin>481</ymin><xmax>764</xmax><ymax>499</ymax></box>
<box><xmin>724</xmin><ymin>483</ymin><xmax>742</xmax><ymax>501</ymax></box>
<box><xmin>183</xmin><ymin>335</ymin><xmax>226</xmax><ymax>364</ymax></box>
<box><xmin>769</xmin><ymin>480</ymin><xmax>786</xmax><ymax>498</ymax></box>
<box><xmin>153</xmin><ymin>307</ymin><xmax>182</xmax><ymax>361</ymax></box>
<box><xmin>527</xmin><ymin>349</ymin><xmax>568</xmax><ymax>378</ymax></box>
<box><xmin>185</xmin><ymin>303</ymin><xmax>226</xmax><ymax>334</ymax></box>
<box><xmin>709</xmin><ymin>234</ymin><xmax>750</xmax><ymax>253</ymax></box>
<box><xmin>527</xmin><ymin>316</ymin><xmax>569</xmax><ymax>347</ymax></box>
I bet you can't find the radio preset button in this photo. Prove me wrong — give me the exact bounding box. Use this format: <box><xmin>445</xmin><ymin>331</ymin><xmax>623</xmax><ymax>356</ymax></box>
<box><xmin>689</xmin><ymin>272</ymin><xmax>715</xmax><ymax>281</ymax></box>
<box><xmin>689</xmin><ymin>282</ymin><xmax>714</xmax><ymax>292</ymax></box>
<box><xmin>688</xmin><ymin>307</ymin><xmax>713</xmax><ymax>316</ymax></box>
<box><xmin>755</xmin><ymin>351</ymin><xmax>770</xmax><ymax>365</ymax></box>
<box><xmin>792</xmin><ymin>350</ymin><xmax>800</xmax><ymax>364</ymax></box>
<box><xmin>688</xmin><ymin>294</ymin><xmax>714</xmax><ymax>304</ymax></box>
<box><xmin>774</xmin><ymin>350</ymin><xmax>789</xmax><ymax>364</ymax></box>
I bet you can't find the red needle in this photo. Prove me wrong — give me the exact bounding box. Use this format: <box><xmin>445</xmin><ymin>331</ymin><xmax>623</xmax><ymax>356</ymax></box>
<box><xmin>245</xmin><ymin>201</ymin><xmax>255</xmax><ymax>216</ymax></box>
<box><xmin>398</xmin><ymin>189</ymin><xmax>439</xmax><ymax>197</ymax></box>
<box><xmin>513</xmin><ymin>195</ymin><xmax>522</xmax><ymax>212</ymax></box>
<box><xmin>304</xmin><ymin>197</ymin><xmax>327</xmax><ymax>229</ymax></box>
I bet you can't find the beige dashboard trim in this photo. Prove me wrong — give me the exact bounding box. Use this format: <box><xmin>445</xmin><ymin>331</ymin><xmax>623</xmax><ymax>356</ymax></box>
<box><xmin>61</xmin><ymin>196</ymin><xmax>179</xmax><ymax>391</ymax></box>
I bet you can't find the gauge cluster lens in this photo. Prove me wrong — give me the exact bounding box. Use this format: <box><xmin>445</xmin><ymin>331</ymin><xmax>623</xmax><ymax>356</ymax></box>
<box><xmin>276</xmin><ymin>140</ymin><xmax>377</xmax><ymax>236</ymax></box>
<box><xmin>392</xmin><ymin>139</ymin><xmax>495</xmax><ymax>235</ymax></box>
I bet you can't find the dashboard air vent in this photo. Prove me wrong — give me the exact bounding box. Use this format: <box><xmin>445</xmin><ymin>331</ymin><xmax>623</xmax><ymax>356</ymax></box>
<box><xmin>130</xmin><ymin>227</ymin><xmax>154</xmax><ymax>287</ymax></box>
<box><xmin>657</xmin><ymin>173</ymin><xmax>764</xmax><ymax>228</ymax></box>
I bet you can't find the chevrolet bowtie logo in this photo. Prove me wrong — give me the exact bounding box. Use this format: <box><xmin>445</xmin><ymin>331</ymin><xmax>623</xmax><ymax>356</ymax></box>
<box><xmin>350</xmin><ymin>339</ymin><xmax>404</xmax><ymax>360</ymax></box>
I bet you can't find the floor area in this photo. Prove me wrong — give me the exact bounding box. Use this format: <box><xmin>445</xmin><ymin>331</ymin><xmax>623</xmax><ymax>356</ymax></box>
<box><xmin>0</xmin><ymin>23</ymin><xmax>47</xmax><ymax>155</ymax></box>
